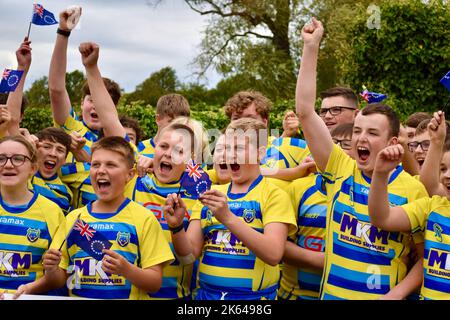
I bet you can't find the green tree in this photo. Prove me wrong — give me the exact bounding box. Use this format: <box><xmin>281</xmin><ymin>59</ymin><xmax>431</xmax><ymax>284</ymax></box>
<box><xmin>66</xmin><ymin>70</ymin><xmax>86</xmax><ymax>107</ymax></box>
<box><xmin>124</xmin><ymin>66</ymin><xmax>179</xmax><ymax>106</ymax></box>
<box><xmin>337</xmin><ymin>0</ymin><xmax>450</xmax><ymax>119</ymax></box>
<box><xmin>25</xmin><ymin>76</ymin><xmax>50</xmax><ymax>108</ymax></box>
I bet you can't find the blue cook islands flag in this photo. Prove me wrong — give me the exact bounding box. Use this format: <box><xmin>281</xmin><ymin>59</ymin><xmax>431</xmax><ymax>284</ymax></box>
<box><xmin>68</xmin><ymin>218</ymin><xmax>112</xmax><ymax>261</ymax></box>
<box><xmin>180</xmin><ymin>159</ymin><xmax>212</xmax><ymax>199</ymax></box>
<box><xmin>440</xmin><ymin>70</ymin><xmax>450</xmax><ymax>92</ymax></box>
<box><xmin>0</xmin><ymin>69</ymin><xmax>24</xmax><ymax>93</ymax></box>
<box><xmin>31</xmin><ymin>3</ymin><xmax>58</xmax><ymax>26</ymax></box>
<box><xmin>360</xmin><ymin>85</ymin><xmax>387</xmax><ymax>103</ymax></box>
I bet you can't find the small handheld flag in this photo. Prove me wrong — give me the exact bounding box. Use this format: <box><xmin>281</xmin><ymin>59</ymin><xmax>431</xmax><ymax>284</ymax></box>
<box><xmin>360</xmin><ymin>85</ymin><xmax>387</xmax><ymax>103</ymax></box>
<box><xmin>31</xmin><ymin>4</ymin><xmax>58</xmax><ymax>26</ymax></box>
<box><xmin>178</xmin><ymin>159</ymin><xmax>212</xmax><ymax>200</ymax></box>
<box><xmin>0</xmin><ymin>69</ymin><xmax>24</xmax><ymax>93</ymax></box>
<box><xmin>68</xmin><ymin>218</ymin><xmax>112</xmax><ymax>261</ymax></box>
<box><xmin>440</xmin><ymin>70</ymin><xmax>450</xmax><ymax>92</ymax></box>
<box><xmin>440</xmin><ymin>70</ymin><xmax>450</xmax><ymax>113</ymax></box>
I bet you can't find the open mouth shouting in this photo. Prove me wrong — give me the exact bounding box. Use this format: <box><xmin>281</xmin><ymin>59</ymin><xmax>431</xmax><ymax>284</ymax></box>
<box><xmin>357</xmin><ymin>146</ymin><xmax>370</xmax><ymax>163</ymax></box>
<box><xmin>90</xmin><ymin>111</ymin><xmax>99</xmax><ymax>121</ymax></box>
<box><xmin>96</xmin><ymin>178</ymin><xmax>111</xmax><ymax>192</ymax></box>
<box><xmin>43</xmin><ymin>160</ymin><xmax>56</xmax><ymax>171</ymax></box>
<box><xmin>229</xmin><ymin>163</ymin><xmax>241</xmax><ymax>172</ymax></box>
<box><xmin>160</xmin><ymin>161</ymin><xmax>173</xmax><ymax>174</ymax></box>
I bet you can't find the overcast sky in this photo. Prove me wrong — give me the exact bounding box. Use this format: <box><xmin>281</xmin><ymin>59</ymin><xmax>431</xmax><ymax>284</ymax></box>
<box><xmin>0</xmin><ymin>0</ymin><xmax>221</xmax><ymax>92</ymax></box>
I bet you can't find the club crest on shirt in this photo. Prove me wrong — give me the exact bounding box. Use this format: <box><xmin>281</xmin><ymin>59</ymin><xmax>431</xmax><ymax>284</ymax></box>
<box><xmin>433</xmin><ymin>223</ymin><xmax>443</xmax><ymax>242</ymax></box>
<box><xmin>26</xmin><ymin>228</ymin><xmax>41</xmax><ymax>243</ymax></box>
<box><xmin>116</xmin><ymin>231</ymin><xmax>130</xmax><ymax>247</ymax></box>
<box><xmin>243</xmin><ymin>209</ymin><xmax>256</xmax><ymax>224</ymax></box>
<box><xmin>205</xmin><ymin>209</ymin><xmax>214</xmax><ymax>226</ymax></box>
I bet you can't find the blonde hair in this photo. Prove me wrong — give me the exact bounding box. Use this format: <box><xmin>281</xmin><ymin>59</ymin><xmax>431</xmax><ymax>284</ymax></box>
<box><xmin>91</xmin><ymin>136</ymin><xmax>135</xmax><ymax>169</ymax></box>
<box><xmin>170</xmin><ymin>116</ymin><xmax>212</xmax><ymax>164</ymax></box>
<box><xmin>226</xmin><ymin>117</ymin><xmax>268</xmax><ymax>148</ymax></box>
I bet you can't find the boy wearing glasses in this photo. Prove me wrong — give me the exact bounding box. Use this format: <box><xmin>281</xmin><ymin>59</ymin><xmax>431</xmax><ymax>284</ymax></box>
<box><xmin>296</xmin><ymin>17</ymin><xmax>428</xmax><ymax>300</ymax></box>
<box><xmin>408</xmin><ymin>119</ymin><xmax>431</xmax><ymax>169</ymax></box>
<box><xmin>318</xmin><ymin>87</ymin><xmax>359</xmax><ymax>132</ymax></box>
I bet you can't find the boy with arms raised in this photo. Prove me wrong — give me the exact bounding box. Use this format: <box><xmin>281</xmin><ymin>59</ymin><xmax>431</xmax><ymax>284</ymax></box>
<box><xmin>49</xmin><ymin>7</ymin><xmax>121</xmax><ymax>163</ymax></box>
<box><xmin>368</xmin><ymin>111</ymin><xmax>450</xmax><ymax>299</ymax></box>
<box><xmin>296</xmin><ymin>18</ymin><xmax>428</xmax><ymax>299</ymax></box>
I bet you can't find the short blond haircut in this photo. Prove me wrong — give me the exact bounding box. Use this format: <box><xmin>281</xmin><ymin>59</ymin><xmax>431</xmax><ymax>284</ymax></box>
<box><xmin>156</xmin><ymin>94</ymin><xmax>191</xmax><ymax>119</ymax></box>
<box><xmin>91</xmin><ymin>136</ymin><xmax>135</xmax><ymax>169</ymax></box>
<box><xmin>226</xmin><ymin>117</ymin><xmax>268</xmax><ymax>149</ymax></box>
<box><xmin>169</xmin><ymin>117</ymin><xmax>211</xmax><ymax>164</ymax></box>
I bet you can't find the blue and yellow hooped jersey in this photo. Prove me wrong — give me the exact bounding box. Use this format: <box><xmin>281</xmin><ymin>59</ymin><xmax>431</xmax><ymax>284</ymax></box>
<box><xmin>55</xmin><ymin>198</ymin><xmax>174</xmax><ymax>300</ymax></box>
<box><xmin>0</xmin><ymin>192</ymin><xmax>65</xmax><ymax>292</ymax></box>
<box><xmin>30</xmin><ymin>172</ymin><xmax>73</xmax><ymax>215</ymax></box>
<box><xmin>124</xmin><ymin>174</ymin><xmax>200</xmax><ymax>299</ymax></box>
<box><xmin>279</xmin><ymin>174</ymin><xmax>327</xmax><ymax>300</ymax></box>
<box><xmin>402</xmin><ymin>195</ymin><xmax>450</xmax><ymax>300</ymax></box>
<box><xmin>319</xmin><ymin>144</ymin><xmax>428</xmax><ymax>300</ymax></box>
<box><xmin>55</xmin><ymin>108</ymin><xmax>99</xmax><ymax>164</ymax></box>
<box><xmin>137</xmin><ymin>138</ymin><xmax>155</xmax><ymax>159</ymax></box>
<box><xmin>59</xmin><ymin>162</ymin><xmax>96</xmax><ymax>209</ymax></box>
<box><xmin>261</xmin><ymin>137</ymin><xmax>310</xmax><ymax>170</ymax></box>
<box><xmin>191</xmin><ymin>175</ymin><xmax>297</xmax><ymax>299</ymax></box>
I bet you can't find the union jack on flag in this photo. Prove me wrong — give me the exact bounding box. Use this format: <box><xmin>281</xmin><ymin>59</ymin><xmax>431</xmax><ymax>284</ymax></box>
<box><xmin>34</xmin><ymin>4</ymin><xmax>44</xmax><ymax>17</ymax></box>
<box><xmin>74</xmin><ymin>219</ymin><xmax>96</xmax><ymax>241</ymax></box>
<box><xmin>185</xmin><ymin>159</ymin><xmax>202</xmax><ymax>182</ymax></box>
<box><xmin>31</xmin><ymin>3</ymin><xmax>58</xmax><ymax>26</ymax></box>
<box><xmin>2</xmin><ymin>69</ymin><xmax>10</xmax><ymax>80</ymax></box>
<box><xmin>180</xmin><ymin>159</ymin><xmax>212</xmax><ymax>200</ymax></box>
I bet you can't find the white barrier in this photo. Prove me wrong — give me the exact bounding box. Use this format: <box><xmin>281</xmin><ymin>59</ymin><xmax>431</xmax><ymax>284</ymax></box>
<box><xmin>2</xmin><ymin>293</ymin><xmax>92</xmax><ymax>300</ymax></box>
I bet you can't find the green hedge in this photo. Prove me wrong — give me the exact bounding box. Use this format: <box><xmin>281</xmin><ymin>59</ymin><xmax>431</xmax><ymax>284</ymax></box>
<box><xmin>21</xmin><ymin>100</ymin><xmax>294</xmax><ymax>139</ymax></box>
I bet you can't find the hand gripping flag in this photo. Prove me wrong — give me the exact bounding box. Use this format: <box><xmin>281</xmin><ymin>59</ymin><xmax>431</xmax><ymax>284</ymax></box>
<box><xmin>68</xmin><ymin>218</ymin><xmax>112</xmax><ymax>261</ymax></box>
<box><xmin>0</xmin><ymin>69</ymin><xmax>24</xmax><ymax>93</ymax></box>
<box><xmin>360</xmin><ymin>85</ymin><xmax>387</xmax><ymax>103</ymax></box>
<box><xmin>179</xmin><ymin>159</ymin><xmax>212</xmax><ymax>199</ymax></box>
<box><xmin>440</xmin><ymin>70</ymin><xmax>450</xmax><ymax>92</ymax></box>
<box><xmin>31</xmin><ymin>4</ymin><xmax>58</xmax><ymax>26</ymax></box>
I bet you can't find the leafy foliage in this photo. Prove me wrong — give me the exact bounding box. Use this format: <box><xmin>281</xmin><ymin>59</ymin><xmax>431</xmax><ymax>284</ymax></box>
<box><xmin>338</xmin><ymin>0</ymin><xmax>450</xmax><ymax>120</ymax></box>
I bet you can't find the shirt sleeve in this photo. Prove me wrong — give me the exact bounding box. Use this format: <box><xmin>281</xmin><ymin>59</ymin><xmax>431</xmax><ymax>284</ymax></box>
<box><xmin>262</xmin><ymin>184</ymin><xmax>298</xmax><ymax>237</ymax></box>
<box><xmin>401</xmin><ymin>197</ymin><xmax>431</xmax><ymax>234</ymax></box>
<box><xmin>321</xmin><ymin>143</ymin><xmax>353</xmax><ymax>183</ymax></box>
<box><xmin>139</xmin><ymin>214</ymin><xmax>175</xmax><ymax>269</ymax></box>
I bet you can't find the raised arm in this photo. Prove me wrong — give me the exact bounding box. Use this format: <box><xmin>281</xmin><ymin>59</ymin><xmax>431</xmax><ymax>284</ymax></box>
<box><xmin>6</xmin><ymin>38</ymin><xmax>32</xmax><ymax>135</ymax></box>
<box><xmin>368</xmin><ymin>145</ymin><xmax>412</xmax><ymax>232</ymax></box>
<box><xmin>295</xmin><ymin>18</ymin><xmax>333</xmax><ymax>172</ymax></box>
<box><xmin>79</xmin><ymin>42</ymin><xmax>126</xmax><ymax>138</ymax></box>
<box><xmin>420</xmin><ymin>111</ymin><xmax>446</xmax><ymax>196</ymax></box>
<box><xmin>49</xmin><ymin>9</ymin><xmax>81</xmax><ymax>125</ymax></box>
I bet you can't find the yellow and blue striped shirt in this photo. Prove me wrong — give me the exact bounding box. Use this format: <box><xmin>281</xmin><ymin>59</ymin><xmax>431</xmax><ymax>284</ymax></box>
<box><xmin>56</xmin><ymin>198</ymin><xmax>174</xmax><ymax>300</ymax></box>
<box><xmin>191</xmin><ymin>175</ymin><xmax>297</xmax><ymax>299</ymax></box>
<box><xmin>319</xmin><ymin>144</ymin><xmax>428</xmax><ymax>300</ymax></box>
<box><xmin>279</xmin><ymin>174</ymin><xmax>327</xmax><ymax>300</ymax></box>
<box><xmin>402</xmin><ymin>195</ymin><xmax>450</xmax><ymax>300</ymax></box>
<box><xmin>0</xmin><ymin>192</ymin><xmax>65</xmax><ymax>291</ymax></box>
<box><xmin>124</xmin><ymin>174</ymin><xmax>200</xmax><ymax>299</ymax></box>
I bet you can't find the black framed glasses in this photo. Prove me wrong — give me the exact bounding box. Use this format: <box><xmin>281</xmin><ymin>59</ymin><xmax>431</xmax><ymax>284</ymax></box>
<box><xmin>407</xmin><ymin>140</ymin><xmax>430</xmax><ymax>152</ymax></box>
<box><xmin>332</xmin><ymin>138</ymin><xmax>352</xmax><ymax>150</ymax></box>
<box><xmin>0</xmin><ymin>154</ymin><xmax>32</xmax><ymax>167</ymax></box>
<box><xmin>319</xmin><ymin>106</ymin><xmax>356</xmax><ymax>117</ymax></box>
